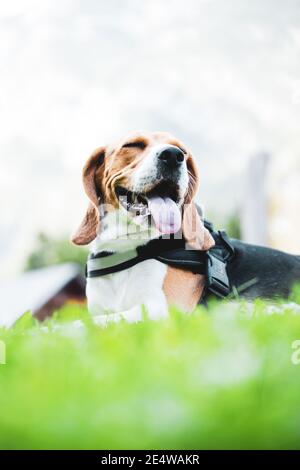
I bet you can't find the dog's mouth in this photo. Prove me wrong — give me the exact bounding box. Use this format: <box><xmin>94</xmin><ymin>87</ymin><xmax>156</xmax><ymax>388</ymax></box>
<box><xmin>115</xmin><ymin>180</ymin><xmax>182</xmax><ymax>234</ymax></box>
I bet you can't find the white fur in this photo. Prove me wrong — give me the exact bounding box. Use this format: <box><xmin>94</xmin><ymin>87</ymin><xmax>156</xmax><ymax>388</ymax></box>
<box><xmin>87</xmin><ymin>210</ymin><xmax>169</xmax><ymax>322</ymax></box>
<box><xmin>87</xmin><ymin>259</ymin><xmax>168</xmax><ymax>322</ymax></box>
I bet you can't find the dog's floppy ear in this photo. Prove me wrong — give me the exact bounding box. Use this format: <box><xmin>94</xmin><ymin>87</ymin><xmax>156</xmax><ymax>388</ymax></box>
<box><xmin>182</xmin><ymin>153</ymin><xmax>215</xmax><ymax>251</ymax></box>
<box><xmin>71</xmin><ymin>146</ymin><xmax>106</xmax><ymax>246</ymax></box>
<box><xmin>182</xmin><ymin>202</ymin><xmax>215</xmax><ymax>250</ymax></box>
<box><xmin>185</xmin><ymin>153</ymin><xmax>199</xmax><ymax>204</ymax></box>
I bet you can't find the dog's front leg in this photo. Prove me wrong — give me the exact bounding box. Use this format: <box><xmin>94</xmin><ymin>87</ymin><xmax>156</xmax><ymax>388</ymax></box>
<box><xmin>121</xmin><ymin>305</ymin><xmax>143</xmax><ymax>323</ymax></box>
<box><xmin>92</xmin><ymin>307</ymin><xmax>142</xmax><ymax>325</ymax></box>
<box><xmin>143</xmin><ymin>294</ymin><xmax>169</xmax><ymax>321</ymax></box>
<box><xmin>92</xmin><ymin>300</ymin><xmax>168</xmax><ymax>325</ymax></box>
<box><xmin>122</xmin><ymin>297</ymin><xmax>169</xmax><ymax>322</ymax></box>
<box><xmin>121</xmin><ymin>292</ymin><xmax>169</xmax><ymax>322</ymax></box>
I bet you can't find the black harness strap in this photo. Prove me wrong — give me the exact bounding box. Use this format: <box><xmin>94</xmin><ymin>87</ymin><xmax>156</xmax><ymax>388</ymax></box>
<box><xmin>87</xmin><ymin>238</ymin><xmax>207</xmax><ymax>278</ymax></box>
<box><xmin>203</xmin><ymin>228</ymin><xmax>235</xmax><ymax>298</ymax></box>
<box><xmin>86</xmin><ymin>221</ymin><xmax>235</xmax><ymax>300</ymax></box>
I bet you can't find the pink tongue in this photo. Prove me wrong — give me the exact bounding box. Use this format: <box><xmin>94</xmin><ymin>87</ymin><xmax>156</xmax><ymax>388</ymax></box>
<box><xmin>148</xmin><ymin>197</ymin><xmax>181</xmax><ymax>234</ymax></box>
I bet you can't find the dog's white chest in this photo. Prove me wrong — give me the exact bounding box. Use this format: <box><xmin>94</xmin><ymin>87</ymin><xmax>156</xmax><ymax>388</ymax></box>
<box><xmin>86</xmin><ymin>259</ymin><xmax>168</xmax><ymax>321</ymax></box>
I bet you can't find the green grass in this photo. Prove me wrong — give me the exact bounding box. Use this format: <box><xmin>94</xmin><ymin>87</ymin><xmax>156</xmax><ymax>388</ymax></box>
<box><xmin>1</xmin><ymin>294</ymin><xmax>300</xmax><ymax>450</ymax></box>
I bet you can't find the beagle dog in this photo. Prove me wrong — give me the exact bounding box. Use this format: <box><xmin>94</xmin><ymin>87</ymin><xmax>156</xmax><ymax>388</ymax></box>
<box><xmin>72</xmin><ymin>131</ymin><xmax>215</xmax><ymax>321</ymax></box>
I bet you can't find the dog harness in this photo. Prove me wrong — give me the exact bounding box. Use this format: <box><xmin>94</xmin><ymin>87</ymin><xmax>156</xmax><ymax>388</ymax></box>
<box><xmin>86</xmin><ymin>220</ymin><xmax>235</xmax><ymax>301</ymax></box>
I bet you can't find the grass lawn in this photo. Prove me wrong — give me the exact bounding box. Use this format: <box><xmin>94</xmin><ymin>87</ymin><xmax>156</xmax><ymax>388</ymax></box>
<box><xmin>1</xmin><ymin>293</ymin><xmax>300</xmax><ymax>450</ymax></box>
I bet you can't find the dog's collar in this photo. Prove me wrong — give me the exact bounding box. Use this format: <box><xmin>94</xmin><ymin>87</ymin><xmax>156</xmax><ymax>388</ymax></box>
<box><xmin>86</xmin><ymin>221</ymin><xmax>235</xmax><ymax>300</ymax></box>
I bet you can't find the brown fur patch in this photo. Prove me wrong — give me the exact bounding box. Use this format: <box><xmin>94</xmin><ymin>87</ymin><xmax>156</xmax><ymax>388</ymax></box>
<box><xmin>163</xmin><ymin>266</ymin><xmax>206</xmax><ymax>311</ymax></box>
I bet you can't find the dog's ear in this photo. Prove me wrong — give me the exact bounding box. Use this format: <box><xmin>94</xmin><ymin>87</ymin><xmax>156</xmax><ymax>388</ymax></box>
<box><xmin>185</xmin><ymin>153</ymin><xmax>200</xmax><ymax>204</ymax></box>
<box><xmin>71</xmin><ymin>146</ymin><xmax>106</xmax><ymax>246</ymax></box>
<box><xmin>182</xmin><ymin>153</ymin><xmax>215</xmax><ymax>250</ymax></box>
<box><xmin>182</xmin><ymin>202</ymin><xmax>215</xmax><ymax>250</ymax></box>
<box><xmin>71</xmin><ymin>203</ymin><xmax>100</xmax><ymax>246</ymax></box>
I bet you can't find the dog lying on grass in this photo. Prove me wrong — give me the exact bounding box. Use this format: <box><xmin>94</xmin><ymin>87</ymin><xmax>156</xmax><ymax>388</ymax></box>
<box><xmin>72</xmin><ymin>131</ymin><xmax>300</xmax><ymax>321</ymax></box>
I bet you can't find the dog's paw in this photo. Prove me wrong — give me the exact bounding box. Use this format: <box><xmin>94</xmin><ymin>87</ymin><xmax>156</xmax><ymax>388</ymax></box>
<box><xmin>144</xmin><ymin>299</ymin><xmax>169</xmax><ymax>321</ymax></box>
<box><xmin>122</xmin><ymin>306</ymin><xmax>143</xmax><ymax>323</ymax></box>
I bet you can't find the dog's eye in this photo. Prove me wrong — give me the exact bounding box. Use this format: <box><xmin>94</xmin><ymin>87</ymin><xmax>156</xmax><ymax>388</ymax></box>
<box><xmin>122</xmin><ymin>141</ymin><xmax>146</xmax><ymax>150</ymax></box>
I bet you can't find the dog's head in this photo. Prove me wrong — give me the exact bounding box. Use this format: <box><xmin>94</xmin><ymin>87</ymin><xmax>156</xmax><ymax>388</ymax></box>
<box><xmin>72</xmin><ymin>131</ymin><xmax>214</xmax><ymax>250</ymax></box>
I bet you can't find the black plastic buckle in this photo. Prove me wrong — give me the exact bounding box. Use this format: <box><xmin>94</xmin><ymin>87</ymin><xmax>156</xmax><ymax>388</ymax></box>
<box><xmin>206</xmin><ymin>252</ymin><xmax>231</xmax><ymax>298</ymax></box>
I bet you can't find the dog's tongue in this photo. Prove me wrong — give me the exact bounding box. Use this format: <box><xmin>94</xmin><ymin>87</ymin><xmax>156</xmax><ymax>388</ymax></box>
<box><xmin>147</xmin><ymin>196</ymin><xmax>181</xmax><ymax>234</ymax></box>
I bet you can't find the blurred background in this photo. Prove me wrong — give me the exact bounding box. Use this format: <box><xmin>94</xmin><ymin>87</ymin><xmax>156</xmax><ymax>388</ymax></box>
<box><xmin>0</xmin><ymin>0</ymin><xmax>300</xmax><ymax>321</ymax></box>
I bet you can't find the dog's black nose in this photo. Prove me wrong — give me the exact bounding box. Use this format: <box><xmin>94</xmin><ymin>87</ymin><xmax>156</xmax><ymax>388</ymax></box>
<box><xmin>157</xmin><ymin>146</ymin><xmax>185</xmax><ymax>169</ymax></box>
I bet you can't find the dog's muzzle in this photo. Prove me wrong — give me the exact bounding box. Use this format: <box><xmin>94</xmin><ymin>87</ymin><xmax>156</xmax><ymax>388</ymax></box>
<box><xmin>157</xmin><ymin>146</ymin><xmax>185</xmax><ymax>177</ymax></box>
